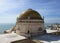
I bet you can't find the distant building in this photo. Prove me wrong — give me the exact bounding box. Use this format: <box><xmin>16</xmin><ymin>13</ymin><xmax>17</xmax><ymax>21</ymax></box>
<box><xmin>46</xmin><ymin>23</ymin><xmax>60</xmax><ymax>35</ymax></box>
<box><xmin>5</xmin><ymin>9</ymin><xmax>45</xmax><ymax>37</ymax></box>
<box><xmin>48</xmin><ymin>23</ymin><xmax>60</xmax><ymax>31</ymax></box>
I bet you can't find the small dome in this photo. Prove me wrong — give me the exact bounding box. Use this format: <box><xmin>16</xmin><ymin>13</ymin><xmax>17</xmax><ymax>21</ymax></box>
<box><xmin>18</xmin><ymin>9</ymin><xmax>43</xmax><ymax>20</ymax></box>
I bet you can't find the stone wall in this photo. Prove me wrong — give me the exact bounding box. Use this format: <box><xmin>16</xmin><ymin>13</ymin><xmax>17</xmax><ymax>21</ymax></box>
<box><xmin>15</xmin><ymin>23</ymin><xmax>44</xmax><ymax>35</ymax></box>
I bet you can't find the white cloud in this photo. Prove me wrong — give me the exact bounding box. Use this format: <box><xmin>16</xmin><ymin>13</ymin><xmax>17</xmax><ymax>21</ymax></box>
<box><xmin>0</xmin><ymin>0</ymin><xmax>60</xmax><ymax>23</ymax></box>
<box><xmin>0</xmin><ymin>0</ymin><xmax>27</xmax><ymax>23</ymax></box>
<box><xmin>0</xmin><ymin>0</ymin><xmax>28</xmax><ymax>14</ymax></box>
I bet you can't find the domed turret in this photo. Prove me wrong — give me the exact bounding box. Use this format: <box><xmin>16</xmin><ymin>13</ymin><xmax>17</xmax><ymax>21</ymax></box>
<box><xmin>5</xmin><ymin>8</ymin><xmax>45</xmax><ymax>37</ymax></box>
<box><xmin>13</xmin><ymin>9</ymin><xmax>44</xmax><ymax>37</ymax></box>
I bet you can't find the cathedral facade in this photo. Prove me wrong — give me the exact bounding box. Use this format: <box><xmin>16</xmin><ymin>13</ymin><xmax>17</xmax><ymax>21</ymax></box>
<box><xmin>11</xmin><ymin>9</ymin><xmax>45</xmax><ymax>36</ymax></box>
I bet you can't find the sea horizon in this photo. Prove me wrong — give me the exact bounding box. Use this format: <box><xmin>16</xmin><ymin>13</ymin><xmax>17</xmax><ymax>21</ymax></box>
<box><xmin>0</xmin><ymin>23</ymin><xmax>15</xmax><ymax>34</ymax></box>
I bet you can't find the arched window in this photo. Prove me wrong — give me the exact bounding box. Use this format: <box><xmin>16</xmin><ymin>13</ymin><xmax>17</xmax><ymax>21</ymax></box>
<box><xmin>38</xmin><ymin>27</ymin><xmax>42</xmax><ymax>31</ymax></box>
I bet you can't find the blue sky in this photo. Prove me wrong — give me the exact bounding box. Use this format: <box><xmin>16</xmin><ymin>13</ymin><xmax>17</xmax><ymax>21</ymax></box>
<box><xmin>0</xmin><ymin>0</ymin><xmax>60</xmax><ymax>23</ymax></box>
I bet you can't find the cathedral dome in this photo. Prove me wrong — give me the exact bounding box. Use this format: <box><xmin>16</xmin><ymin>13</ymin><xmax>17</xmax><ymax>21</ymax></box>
<box><xmin>19</xmin><ymin>9</ymin><xmax>43</xmax><ymax>20</ymax></box>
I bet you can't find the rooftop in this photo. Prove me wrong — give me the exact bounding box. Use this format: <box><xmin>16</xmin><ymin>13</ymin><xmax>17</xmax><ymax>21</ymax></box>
<box><xmin>0</xmin><ymin>32</ymin><xmax>26</xmax><ymax>43</ymax></box>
